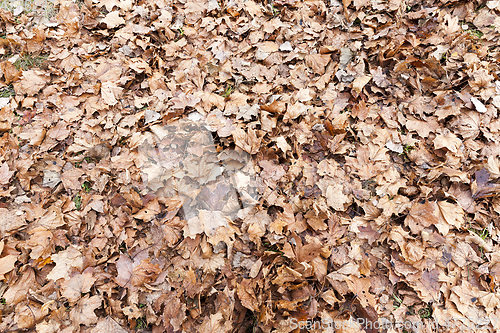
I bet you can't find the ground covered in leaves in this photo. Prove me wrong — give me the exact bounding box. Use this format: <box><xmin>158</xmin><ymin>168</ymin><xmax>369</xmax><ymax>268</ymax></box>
<box><xmin>1</xmin><ymin>0</ymin><xmax>500</xmax><ymax>332</ymax></box>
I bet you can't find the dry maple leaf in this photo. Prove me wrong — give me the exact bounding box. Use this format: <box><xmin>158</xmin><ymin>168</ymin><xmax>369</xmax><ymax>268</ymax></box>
<box><xmin>15</xmin><ymin>302</ymin><xmax>48</xmax><ymax>329</ymax></box>
<box><xmin>435</xmin><ymin>201</ymin><xmax>465</xmax><ymax>235</ymax></box>
<box><xmin>412</xmin><ymin>269</ymin><xmax>440</xmax><ymax>303</ymax></box>
<box><xmin>3</xmin><ymin>267</ymin><xmax>37</xmax><ymax>305</ymax></box>
<box><xmin>305</xmin><ymin>54</ymin><xmax>331</xmax><ymax>75</ymax></box>
<box><xmin>451</xmin><ymin>241</ymin><xmax>482</xmax><ymax>267</ymax></box>
<box><xmin>232</xmin><ymin>127</ymin><xmax>261</xmax><ymax>154</ymax></box>
<box><xmin>61</xmin><ymin>167</ymin><xmax>84</xmax><ymax>191</ymax></box>
<box><xmin>0</xmin><ymin>208</ymin><xmax>26</xmax><ymax>238</ymax></box>
<box><xmin>70</xmin><ymin>295</ymin><xmax>102</xmax><ymax>326</ymax></box>
<box><xmin>91</xmin><ymin>317</ymin><xmax>128</xmax><ymax>333</ymax></box>
<box><xmin>13</xmin><ymin>70</ymin><xmax>47</xmax><ymax>96</ymax></box>
<box><xmin>102</xmin><ymin>11</ymin><xmax>125</xmax><ymax>28</ymax></box>
<box><xmin>47</xmin><ymin>121</ymin><xmax>70</xmax><ymax>141</ymax></box>
<box><xmin>61</xmin><ymin>270</ymin><xmax>97</xmax><ymax>303</ymax></box>
<box><xmin>0</xmin><ymin>254</ymin><xmax>17</xmax><ymax>280</ymax></box>
<box><xmin>343</xmin><ymin>275</ymin><xmax>377</xmax><ymax>309</ymax></box>
<box><xmin>433</xmin><ymin>129</ymin><xmax>462</xmax><ymax>153</ymax></box>
<box><xmin>405</xmin><ymin>200</ymin><xmax>439</xmax><ymax>234</ymax></box>
<box><xmin>0</xmin><ymin>162</ymin><xmax>14</xmax><ymax>185</ymax></box>
<box><xmin>471</xmin><ymin>168</ymin><xmax>500</xmax><ymax>199</ymax></box>
<box><xmin>326</xmin><ymin>184</ymin><xmax>350</xmax><ymax>211</ymax></box>
<box><xmin>115</xmin><ymin>252</ymin><xmax>161</xmax><ymax>288</ymax></box>
<box><xmin>0</xmin><ymin>60</ymin><xmax>21</xmax><ymax>84</ymax></box>
<box><xmin>237</xmin><ymin>278</ymin><xmax>259</xmax><ymax>311</ymax></box>
<box><xmin>46</xmin><ymin>246</ymin><xmax>84</xmax><ymax>281</ymax></box>
<box><xmin>351</xmin><ymin>75</ymin><xmax>372</xmax><ymax>94</ymax></box>
<box><xmin>158</xmin><ymin>291</ymin><xmax>187</xmax><ymax>331</ymax></box>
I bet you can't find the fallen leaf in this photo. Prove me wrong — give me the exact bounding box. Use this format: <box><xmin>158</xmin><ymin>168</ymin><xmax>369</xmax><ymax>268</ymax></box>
<box><xmin>0</xmin><ymin>162</ymin><xmax>14</xmax><ymax>185</ymax></box>
<box><xmin>102</xmin><ymin>11</ymin><xmax>125</xmax><ymax>28</ymax></box>
<box><xmin>70</xmin><ymin>295</ymin><xmax>102</xmax><ymax>326</ymax></box>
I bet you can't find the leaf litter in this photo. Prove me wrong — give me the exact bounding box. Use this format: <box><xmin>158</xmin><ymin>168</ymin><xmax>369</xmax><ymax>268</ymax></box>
<box><xmin>0</xmin><ymin>0</ymin><xmax>500</xmax><ymax>332</ymax></box>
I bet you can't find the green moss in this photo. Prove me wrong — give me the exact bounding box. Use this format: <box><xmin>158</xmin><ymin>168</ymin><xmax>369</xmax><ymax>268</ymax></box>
<box><xmin>73</xmin><ymin>194</ymin><xmax>82</xmax><ymax>210</ymax></box>
<box><xmin>13</xmin><ymin>53</ymin><xmax>47</xmax><ymax>70</ymax></box>
<box><xmin>0</xmin><ymin>85</ymin><xmax>15</xmax><ymax>98</ymax></box>
<box><xmin>82</xmin><ymin>181</ymin><xmax>92</xmax><ymax>193</ymax></box>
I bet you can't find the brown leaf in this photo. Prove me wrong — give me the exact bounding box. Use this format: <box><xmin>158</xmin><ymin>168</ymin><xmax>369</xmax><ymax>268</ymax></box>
<box><xmin>61</xmin><ymin>167</ymin><xmax>84</xmax><ymax>191</ymax></box>
<box><xmin>47</xmin><ymin>121</ymin><xmax>70</xmax><ymax>141</ymax></box>
<box><xmin>70</xmin><ymin>295</ymin><xmax>102</xmax><ymax>326</ymax></box>
<box><xmin>3</xmin><ymin>267</ymin><xmax>37</xmax><ymax>304</ymax></box>
<box><xmin>232</xmin><ymin>127</ymin><xmax>261</xmax><ymax>154</ymax></box>
<box><xmin>0</xmin><ymin>60</ymin><xmax>21</xmax><ymax>84</ymax></box>
<box><xmin>13</xmin><ymin>70</ymin><xmax>47</xmax><ymax>96</ymax></box>
<box><xmin>404</xmin><ymin>200</ymin><xmax>439</xmax><ymax>234</ymax></box>
<box><xmin>236</xmin><ymin>278</ymin><xmax>259</xmax><ymax>311</ymax></box>
<box><xmin>102</xmin><ymin>11</ymin><xmax>125</xmax><ymax>28</ymax></box>
<box><xmin>0</xmin><ymin>162</ymin><xmax>14</xmax><ymax>185</ymax></box>
<box><xmin>472</xmin><ymin>168</ymin><xmax>500</xmax><ymax>199</ymax></box>
<box><xmin>46</xmin><ymin>246</ymin><xmax>84</xmax><ymax>281</ymax></box>
<box><xmin>0</xmin><ymin>254</ymin><xmax>17</xmax><ymax>278</ymax></box>
<box><xmin>436</xmin><ymin>201</ymin><xmax>464</xmax><ymax>230</ymax></box>
<box><xmin>305</xmin><ymin>54</ymin><xmax>331</xmax><ymax>75</ymax></box>
<box><xmin>0</xmin><ymin>208</ymin><xmax>26</xmax><ymax>238</ymax></box>
<box><xmin>343</xmin><ymin>275</ymin><xmax>377</xmax><ymax>308</ymax></box>
<box><xmin>91</xmin><ymin>317</ymin><xmax>128</xmax><ymax>333</ymax></box>
<box><xmin>61</xmin><ymin>270</ymin><xmax>97</xmax><ymax>303</ymax></box>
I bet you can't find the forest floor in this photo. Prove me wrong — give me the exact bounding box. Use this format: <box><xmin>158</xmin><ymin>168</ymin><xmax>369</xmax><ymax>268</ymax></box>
<box><xmin>1</xmin><ymin>0</ymin><xmax>500</xmax><ymax>332</ymax></box>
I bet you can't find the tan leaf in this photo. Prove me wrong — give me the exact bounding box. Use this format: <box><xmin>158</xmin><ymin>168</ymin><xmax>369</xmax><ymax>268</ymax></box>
<box><xmin>0</xmin><ymin>162</ymin><xmax>14</xmax><ymax>185</ymax></box>
<box><xmin>61</xmin><ymin>270</ymin><xmax>97</xmax><ymax>303</ymax></box>
<box><xmin>305</xmin><ymin>54</ymin><xmax>331</xmax><ymax>75</ymax></box>
<box><xmin>132</xmin><ymin>199</ymin><xmax>161</xmax><ymax>221</ymax></box>
<box><xmin>343</xmin><ymin>275</ymin><xmax>377</xmax><ymax>308</ymax></box>
<box><xmin>47</xmin><ymin>246</ymin><xmax>84</xmax><ymax>281</ymax></box>
<box><xmin>351</xmin><ymin>75</ymin><xmax>371</xmax><ymax>93</ymax></box>
<box><xmin>405</xmin><ymin>200</ymin><xmax>439</xmax><ymax>234</ymax></box>
<box><xmin>61</xmin><ymin>167</ymin><xmax>84</xmax><ymax>191</ymax></box>
<box><xmin>451</xmin><ymin>241</ymin><xmax>482</xmax><ymax>266</ymax></box>
<box><xmin>0</xmin><ymin>208</ymin><xmax>26</xmax><ymax>238</ymax></box>
<box><xmin>486</xmin><ymin>156</ymin><xmax>500</xmax><ymax>179</ymax></box>
<box><xmin>326</xmin><ymin>184</ymin><xmax>350</xmax><ymax>211</ymax></box>
<box><xmin>91</xmin><ymin>317</ymin><xmax>128</xmax><ymax>333</ymax></box>
<box><xmin>115</xmin><ymin>254</ymin><xmax>135</xmax><ymax>288</ymax></box>
<box><xmin>437</xmin><ymin>201</ymin><xmax>464</xmax><ymax>230</ymax></box>
<box><xmin>36</xmin><ymin>206</ymin><xmax>65</xmax><ymax>229</ymax></box>
<box><xmin>480</xmin><ymin>293</ymin><xmax>500</xmax><ymax>313</ymax></box>
<box><xmin>131</xmin><ymin>258</ymin><xmax>161</xmax><ymax>286</ymax></box>
<box><xmin>100</xmin><ymin>81</ymin><xmax>123</xmax><ymax>106</ymax></box>
<box><xmin>232</xmin><ymin>127</ymin><xmax>261</xmax><ymax>154</ymax></box>
<box><xmin>236</xmin><ymin>278</ymin><xmax>259</xmax><ymax>311</ymax></box>
<box><xmin>15</xmin><ymin>302</ymin><xmax>48</xmax><ymax>329</ymax></box>
<box><xmin>0</xmin><ymin>254</ymin><xmax>17</xmax><ymax>278</ymax></box>
<box><xmin>26</xmin><ymin>227</ymin><xmax>53</xmax><ymax>260</ymax></box>
<box><xmin>47</xmin><ymin>121</ymin><xmax>70</xmax><ymax>141</ymax></box>
<box><xmin>70</xmin><ymin>295</ymin><xmax>101</xmax><ymax>326</ymax></box>
<box><xmin>0</xmin><ymin>60</ymin><xmax>21</xmax><ymax>84</ymax></box>
<box><xmin>434</xmin><ymin>130</ymin><xmax>462</xmax><ymax>153</ymax></box>
<box><xmin>102</xmin><ymin>11</ymin><xmax>125</xmax><ymax>28</ymax></box>
<box><xmin>13</xmin><ymin>70</ymin><xmax>47</xmax><ymax>96</ymax></box>
<box><xmin>405</xmin><ymin>118</ymin><xmax>439</xmax><ymax>138</ymax></box>
<box><xmin>259</xmin><ymin>160</ymin><xmax>285</xmax><ymax>181</ymax></box>
<box><xmin>3</xmin><ymin>267</ymin><xmax>37</xmax><ymax>304</ymax></box>
<box><xmin>198</xmin><ymin>210</ymin><xmax>229</xmax><ymax>238</ymax></box>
